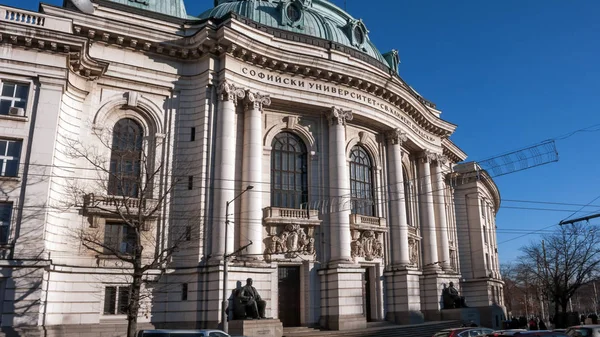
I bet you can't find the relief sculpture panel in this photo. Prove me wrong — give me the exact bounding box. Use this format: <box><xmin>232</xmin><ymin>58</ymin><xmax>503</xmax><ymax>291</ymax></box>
<box><xmin>351</xmin><ymin>229</ymin><xmax>384</xmax><ymax>261</ymax></box>
<box><xmin>264</xmin><ymin>223</ymin><xmax>315</xmax><ymax>260</ymax></box>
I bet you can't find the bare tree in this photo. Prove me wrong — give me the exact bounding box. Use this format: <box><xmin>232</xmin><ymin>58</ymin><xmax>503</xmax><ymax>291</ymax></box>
<box><xmin>519</xmin><ymin>223</ymin><xmax>600</xmax><ymax>317</ymax></box>
<box><xmin>501</xmin><ymin>262</ymin><xmax>520</xmax><ymax>315</ymax></box>
<box><xmin>63</xmin><ymin>123</ymin><xmax>197</xmax><ymax>337</ymax></box>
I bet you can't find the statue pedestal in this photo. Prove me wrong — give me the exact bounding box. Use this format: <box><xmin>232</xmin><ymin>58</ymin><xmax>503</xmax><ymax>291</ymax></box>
<box><xmin>229</xmin><ymin>319</ymin><xmax>283</xmax><ymax>337</ymax></box>
<box><xmin>441</xmin><ymin>307</ymin><xmax>481</xmax><ymax>326</ymax></box>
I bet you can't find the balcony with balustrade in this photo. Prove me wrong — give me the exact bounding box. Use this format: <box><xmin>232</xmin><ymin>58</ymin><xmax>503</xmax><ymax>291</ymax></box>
<box><xmin>0</xmin><ymin>5</ymin><xmax>72</xmax><ymax>33</ymax></box>
<box><xmin>82</xmin><ymin>193</ymin><xmax>159</xmax><ymax>219</ymax></box>
<box><xmin>349</xmin><ymin>213</ymin><xmax>387</xmax><ymax>232</ymax></box>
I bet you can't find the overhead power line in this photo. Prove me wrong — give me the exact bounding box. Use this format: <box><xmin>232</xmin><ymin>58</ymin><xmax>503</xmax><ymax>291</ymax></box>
<box><xmin>476</xmin><ymin>140</ymin><xmax>558</xmax><ymax>178</ymax></box>
<box><xmin>559</xmin><ymin>213</ymin><xmax>600</xmax><ymax>226</ymax></box>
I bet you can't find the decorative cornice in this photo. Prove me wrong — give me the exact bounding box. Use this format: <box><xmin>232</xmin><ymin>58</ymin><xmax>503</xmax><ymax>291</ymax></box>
<box><xmin>67</xmin><ymin>18</ymin><xmax>453</xmax><ymax>138</ymax></box>
<box><xmin>327</xmin><ymin>107</ymin><xmax>353</xmax><ymax>126</ymax></box>
<box><xmin>217</xmin><ymin>80</ymin><xmax>245</xmax><ymax>103</ymax></box>
<box><xmin>385</xmin><ymin>128</ymin><xmax>408</xmax><ymax>146</ymax></box>
<box><xmin>244</xmin><ymin>90</ymin><xmax>271</xmax><ymax>112</ymax></box>
<box><xmin>5</xmin><ymin>6</ymin><xmax>455</xmax><ymax>138</ymax></box>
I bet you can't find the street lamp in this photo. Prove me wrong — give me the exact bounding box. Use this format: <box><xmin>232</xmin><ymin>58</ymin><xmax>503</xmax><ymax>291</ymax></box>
<box><xmin>221</xmin><ymin>185</ymin><xmax>253</xmax><ymax>333</ymax></box>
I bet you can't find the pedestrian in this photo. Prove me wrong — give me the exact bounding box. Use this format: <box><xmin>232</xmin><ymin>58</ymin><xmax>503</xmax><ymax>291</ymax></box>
<box><xmin>528</xmin><ymin>317</ymin><xmax>538</xmax><ymax>330</ymax></box>
<box><xmin>538</xmin><ymin>319</ymin><xmax>547</xmax><ymax>330</ymax></box>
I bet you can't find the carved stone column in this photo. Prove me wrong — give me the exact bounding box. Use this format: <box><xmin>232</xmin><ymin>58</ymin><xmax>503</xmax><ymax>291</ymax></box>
<box><xmin>240</xmin><ymin>90</ymin><xmax>271</xmax><ymax>259</ymax></box>
<box><xmin>433</xmin><ymin>154</ymin><xmax>451</xmax><ymax>271</ymax></box>
<box><xmin>386</xmin><ymin>129</ymin><xmax>410</xmax><ymax>266</ymax></box>
<box><xmin>211</xmin><ymin>80</ymin><xmax>245</xmax><ymax>260</ymax></box>
<box><xmin>327</xmin><ymin>107</ymin><xmax>353</xmax><ymax>263</ymax></box>
<box><xmin>419</xmin><ymin>151</ymin><xmax>439</xmax><ymax>270</ymax></box>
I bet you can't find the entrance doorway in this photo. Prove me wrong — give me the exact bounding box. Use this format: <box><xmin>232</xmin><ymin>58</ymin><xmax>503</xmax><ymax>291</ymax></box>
<box><xmin>363</xmin><ymin>267</ymin><xmax>373</xmax><ymax>321</ymax></box>
<box><xmin>278</xmin><ymin>266</ymin><xmax>301</xmax><ymax>327</ymax></box>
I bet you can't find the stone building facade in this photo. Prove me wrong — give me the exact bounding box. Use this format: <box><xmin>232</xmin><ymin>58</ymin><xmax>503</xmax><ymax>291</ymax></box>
<box><xmin>0</xmin><ymin>0</ymin><xmax>504</xmax><ymax>334</ymax></box>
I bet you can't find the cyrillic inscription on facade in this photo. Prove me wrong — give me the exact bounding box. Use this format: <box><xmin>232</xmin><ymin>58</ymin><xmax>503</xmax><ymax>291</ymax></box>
<box><xmin>239</xmin><ymin>65</ymin><xmax>437</xmax><ymax>143</ymax></box>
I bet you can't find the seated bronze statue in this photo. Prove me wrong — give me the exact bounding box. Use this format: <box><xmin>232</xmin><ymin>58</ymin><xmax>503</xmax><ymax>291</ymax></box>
<box><xmin>232</xmin><ymin>278</ymin><xmax>266</xmax><ymax>320</ymax></box>
<box><xmin>442</xmin><ymin>282</ymin><xmax>468</xmax><ymax>309</ymax></box>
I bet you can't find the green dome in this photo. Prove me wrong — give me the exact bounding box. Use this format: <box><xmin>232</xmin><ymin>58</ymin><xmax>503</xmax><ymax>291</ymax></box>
<box><xmin>198</xmin><ymin>0</ymin><xmax>391</xmax><ymax>69</ymax></box>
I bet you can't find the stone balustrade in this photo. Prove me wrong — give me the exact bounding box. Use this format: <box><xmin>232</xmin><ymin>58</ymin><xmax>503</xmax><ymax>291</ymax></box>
<box><xmin>0</xmin><ymin>6</ymin><xmax>72</xmax><ymax>32</ymax></box>
<box><xmin>263</xmin><ymin>207</ymin><xmax>321</xmax><ymax>226</ymax></box>
<box><xmin>82</xmin><ymin>194</ymin><xmax>159</xmax><ymax>218</ymax></box>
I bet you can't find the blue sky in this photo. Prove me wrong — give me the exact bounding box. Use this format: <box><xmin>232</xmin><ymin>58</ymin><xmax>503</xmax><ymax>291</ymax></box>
<box><xmin>6</xmin><ymin>0</ymin><xmax>600</xmax><ymax>264</ymax></box>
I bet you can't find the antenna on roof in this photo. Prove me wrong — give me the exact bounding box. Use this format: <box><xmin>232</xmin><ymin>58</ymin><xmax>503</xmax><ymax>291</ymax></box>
<box><xmin>70</xmin><ymin>0</ymin><xmax>95</xmax><ymax>14</ymax></box>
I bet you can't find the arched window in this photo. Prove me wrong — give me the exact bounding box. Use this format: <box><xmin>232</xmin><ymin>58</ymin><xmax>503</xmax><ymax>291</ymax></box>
<box><xmin>108</xmin><ymin>118</ymin><xmax>144</xmax><ymax>197</ymax></box>
<box><xmin>271</xmin><ymin>132</ymin><xmax>308</xmax><ymax>209</ymax></box>
<box><xmin>403</xmin><ymin>166</ymin><xmax>412</xmax><ymax>226</ymax></box>
<box><xmin>350</xmin><ymin>146</ymin><xmax>375</xmax><ymax>216</ymax></box>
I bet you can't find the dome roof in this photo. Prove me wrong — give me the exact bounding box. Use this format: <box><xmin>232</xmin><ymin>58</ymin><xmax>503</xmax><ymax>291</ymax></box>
<box><xmin>198</xmin><ymin>0</ymin><xmax>392</xmax><ymax>69</ymax></box>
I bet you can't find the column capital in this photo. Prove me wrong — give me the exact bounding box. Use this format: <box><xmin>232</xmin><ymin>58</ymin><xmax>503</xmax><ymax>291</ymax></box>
<box><xmin>419</xmin><ymin>150</ymin><xmax>437</xmax><ymax>164</ymax></box>
<box><xmin>435</xmin><ymin>154</ymin><xmax>448</xmax><ymax>166</ymax></box>
<box><xmin>244</xmin><ymin>90</ymin><xmax>271</xmax><ymax>112</ymax></box>
<box><xmin>385</xmin><ymin>128</ymin><xmax>408</xmax><ymax>146</ymax></box>
<box><xmin>327</xmin><ymin>106</ymin><xmax>353</xmax><ymax>126</ymax></box>
<box><xmin>217</xmin><ymin>80</ymin><xmax>245</xmax><ymax>103</ymax></box>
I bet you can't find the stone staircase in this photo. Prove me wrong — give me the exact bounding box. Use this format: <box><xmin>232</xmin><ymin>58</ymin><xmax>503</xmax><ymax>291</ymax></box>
<box><xmin>283</xmin><ymin>320</ymin><xmax>462</xmax><ymax>337</ymax></box>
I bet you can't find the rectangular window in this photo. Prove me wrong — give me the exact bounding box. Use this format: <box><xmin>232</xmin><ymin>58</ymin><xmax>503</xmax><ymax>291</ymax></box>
<box><xmin>188</xmin><ymin>176</ymin><xmax>193</xmax><ymax>190</ymax></box>
<box><xmin>181</xmin><ymin>283</ymin><xmax>188</xmax><ymax>301</ymax></box>
<box><xmin>483</xmin><ymin>225</ymin><xmax>488</xmax><ymax>243</ymax></box>
<box><xmin>0</xmin><ymin>203</ymin><xmax>12</xmax><ymax>244</ymax></box>
<box><xmin>103</xmin><ymin>286</ymin><xmax>130</xmax><ymax>315</ymax></box>
<box><xmin>104</xmin><ymin>223</ymin><xmax>136</xmax><ymax>254</ymax></box>
<box><xmin>190</xmin><ymin>127</ymin><xmax>195</xmax><ymax>141</ymax></box>
<box><xmin>0</xmin><ymin>81</ymin><xmax>29</xmax><ymax>116</ymax></box>
<box><xmin>0</xmin><ymin>139</ymin><xmax>22</xmax><ymax>177</ymax></box>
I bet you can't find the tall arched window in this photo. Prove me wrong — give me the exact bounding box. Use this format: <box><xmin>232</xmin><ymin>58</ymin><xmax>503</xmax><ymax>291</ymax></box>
<box><xmin>403</xmin><ymin>166</ymin><xmax>412</xmax><ymax>226</ymax></box>
<box><xmin>271</xmin><ymin>132</ymin><xmax>308</xmax><ymax>209</ymax></box>
<box><xmin>108</xmin><ymin>118</ymin><xmax>144</xmax><ymax>197</ymax></box>
<box><xmin>350</xmin><ymin>145</ymin><xmax>375</xmax><ymax>216</ymax></box>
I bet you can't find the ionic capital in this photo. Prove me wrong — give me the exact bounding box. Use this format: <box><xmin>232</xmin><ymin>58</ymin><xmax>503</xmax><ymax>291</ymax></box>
<box><xmin>217</xmin><ymin>80</ymin><xmax>245</xmax><ymax>104</ymax></box>
<box><xmin>327</xmin><ymin>106</ymin><xmax>353</xmax><ymax>126</ymax></box>
<box><xmin>385</xmin><ymin>128</ymin><xmax>408</xmax><ymax>146</ymax></box>
<box><xmin>244</xmin><ymin>90</ymin><xmax>271</xmax><ymax>112</ymax></box>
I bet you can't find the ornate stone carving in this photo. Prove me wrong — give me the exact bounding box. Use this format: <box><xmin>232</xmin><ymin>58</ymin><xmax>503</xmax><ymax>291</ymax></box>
<box><xmin>350</xmin><ymin>230</ymin><xmax>383</xmax><ymax>261</ymax></box>
<box><xmin>245</xmin><ymin>90</ymin><xmax>272</xmax><ymax>111</ymax></box>
<box><xmin>436</xmin><ymin>154</ymin><xmax>448</xmax><ymax>166</ymax></box>
<box><xmin>386</xmin><ymin>128</ymin><xmax>408</xmax><ymax>146</ymax></box>
<box><xmin>264</xmin><ymin>224</ymin><xmax>315</xmax><ymax>259</ymax></box>
<box><xmin>217</xmin><ymin>80</ymin><xmax>245</xmax><ymax>103</ymax></box>
<box><xmin>408</xmin><ymin>238</ymin><xmax>419</xmax><ymax>266</ymax></box>
<box><xmin>327</xmin><ymin>107</ymin><xmax>353</xmax><ymax>126</ymax></box>
<box><xmin>420</xmin><ymin>150</ymin><xmax>437</xmax><ymax>164</ymax></box>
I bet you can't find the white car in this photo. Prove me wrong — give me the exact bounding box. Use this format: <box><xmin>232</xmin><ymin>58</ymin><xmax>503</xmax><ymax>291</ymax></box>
<box><xmin>566</xmin><ymin>325</ymin><xmax>600</xmax><ymax>337</ymax></box>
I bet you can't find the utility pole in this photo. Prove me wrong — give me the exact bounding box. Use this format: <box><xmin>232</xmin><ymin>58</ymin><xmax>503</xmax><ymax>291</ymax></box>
<box><xmin>221</xmin><ymin>185</ymin><xmax>254</xmax><ymax>333</ymax></box>
<box><xmin>594</xmin><ymin>281</ymin><xmax>598</xmax><ymax>314</ymax></box>
<box><xmin>541</xmin><ymin>239</ymin><xmax>550</xmax><ymax>321</ymax></box>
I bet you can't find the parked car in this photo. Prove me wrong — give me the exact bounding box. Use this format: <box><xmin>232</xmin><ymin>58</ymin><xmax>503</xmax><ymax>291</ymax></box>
<box><xmin>484</xmin><ymin>331</ymin><xmax>568</xmax><ymax>336</ymax></box>
<box><xmin>137</xmin><ymin>330</ymin><xmax>232</xmax><ymax>337</ymax></box>
<box><xmin>483</xmin><ymin>329</ymin><xmax>527</xmax><ymax>336</ymax></box>
<box><xmin>433</xmin><ymin>327</ymin><xmax>495</xmax><ymax>337</ymax></box>
<box><xmin>565</xmin><ymin>325</ymin><xmax>600</xmax><ymax>336</ymax></box>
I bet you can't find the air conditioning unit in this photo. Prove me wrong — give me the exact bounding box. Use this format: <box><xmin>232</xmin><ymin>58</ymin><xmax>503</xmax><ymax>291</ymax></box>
<box><xmin>8</xmin><ymin>107</ymin><xmax>25</xmax><ymax>117</ymax></box>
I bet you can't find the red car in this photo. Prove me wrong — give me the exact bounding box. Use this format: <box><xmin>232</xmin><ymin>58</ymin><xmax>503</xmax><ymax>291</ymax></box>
<box><xmin>434</xmin><ymin>327</ymin><xmax>495</xmax><ymax>337</ymax></box>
